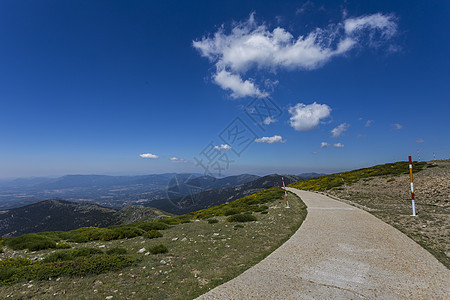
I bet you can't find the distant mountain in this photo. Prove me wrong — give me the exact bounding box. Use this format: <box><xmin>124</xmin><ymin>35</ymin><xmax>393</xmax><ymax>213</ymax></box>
<box><xmin>146</xmin><ymin>174</ymin><xmax>302</xmax><ymax>214</ymax></box>
<box><xmin>298</xmin><ymin>172</ymin><xmax>326</xmax><ymax>179</ymax></box>
<box><xmin>0</xmin><ymin>173</ymin><xmax>258</xmax><ymax>210</ymax></box>
<box><xmin>0</xmin><ymin>200</ymin><xmax>171</xmax><ymax>237</ymax></box>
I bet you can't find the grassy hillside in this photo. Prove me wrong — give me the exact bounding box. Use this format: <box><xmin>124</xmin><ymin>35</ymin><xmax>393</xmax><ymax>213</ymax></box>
<box><xmin>0</xmin><ymin>187</ymin><xmax>307</xmax><ymax>299</ymax></box>
<box><xmin>289</xmin><ymin>159</ymin><xmax>449</xmax><ymax>268</ymax></box>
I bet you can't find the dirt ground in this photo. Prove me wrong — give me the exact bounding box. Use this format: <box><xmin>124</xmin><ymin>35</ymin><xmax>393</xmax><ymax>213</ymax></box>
<box><xmin>324</xmin><ymin>159</ymin><xmax>449</xmax><ymax>268</ymax></box>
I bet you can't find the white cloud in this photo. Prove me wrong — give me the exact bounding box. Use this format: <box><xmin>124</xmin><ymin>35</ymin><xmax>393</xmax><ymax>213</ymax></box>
<box><xmin>416</xmin><ymin>139</ymin><xmax>424</xmax><ymax>143</ymax></box>
<box><xmin>344</xmin><ymin>13</ymin><xmax>397</xmax><ymax>41</ymax></box>
<box><xmin>169</xmin><ymin>157</ymin><xmax>186</xmax><ymax>162</ymax></box>
<box><xmin>393</xmin><ymin>123</ymin><xmax>403</xmax><ymax>130</ymax></box>
<box><xmin>312</xmin><ymin>151</ymin><xmax>318</xmax><ymax>155</ymax></box>
<box><xmin>140</xmin><ymin>153</ymin><xmax>159</xmax><ymax>159</ymax></box>
<box><xmin>193</xmin><ymin>13</ymin><xmax>397</xmax><ymax>98</ymax></box>
<box><xmin>357</xmin><ymin>134</ymin><xmax>366</xmax><ymax>139</ymax></box>
<box><xmin>321</xmin><ymin>142</ymin><xmax>330</xmax><ymax>148</ymax></box>
<box><xmin>365</xmin><ymin>120</ymin><xmax>374</xmax><ymax>127</ymax></box>
<box><xmin>213</xmin><ymin>69</ymin><xmax>267</xmax><ymax>98</ymax></box>
<box><xmin>255</xmin><ymin>135</ymin><xmax>286</xmax><ymax>144</ymax></box>
<box><xmin>331</xmin><ymin>123</ymin><xmax>350</xmax><ymax>138</ymax></box>
<box><xmin>288</xmin><ymin>102</ymin><xmax>331</xmax><ymax>131</ymax></box>
<box><xmin>214</xmin><ymin>144</ymin><xmax>232</xmax><ymax>151</ymax></box>
<box><xmin>263</xmin><ymin>116</ymin><xmax>278</xmax><ymax>125</ymax></box>
<box><xmin>334</xmin><ymin>143</ymin><xmax>345</xmax><ymax>148</ymax></box>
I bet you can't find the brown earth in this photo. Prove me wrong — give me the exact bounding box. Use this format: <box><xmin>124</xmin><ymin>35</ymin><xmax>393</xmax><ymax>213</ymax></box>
<box><xmin>324</xmin><ymin>159</ymin><xmax>449</xmax><ymax>268</ymax></box>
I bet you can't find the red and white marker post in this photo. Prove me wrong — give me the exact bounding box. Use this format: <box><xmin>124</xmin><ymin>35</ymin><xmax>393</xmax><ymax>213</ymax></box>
<box><xmin>408</xmin><ymin>156</ymin><xmax>417</xmax><ymax>217</ymax></box>
<box><xmin>281</xmin><ymin>177</ymin><xmax>290</xmax><ymax>208</ymax></box>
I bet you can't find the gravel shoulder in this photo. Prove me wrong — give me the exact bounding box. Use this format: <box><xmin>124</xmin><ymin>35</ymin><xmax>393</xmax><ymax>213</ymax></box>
<box><xmin>197</xmin><ymin>189</ymin><xmax>450</xmax><ymax>299</ymax></box>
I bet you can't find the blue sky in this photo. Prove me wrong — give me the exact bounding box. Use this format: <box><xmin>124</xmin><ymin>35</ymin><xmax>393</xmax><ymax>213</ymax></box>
<box><xmin>0</xmin><ymin>0</ymin><xmax>449</xmax><ymax>178</ymax></box>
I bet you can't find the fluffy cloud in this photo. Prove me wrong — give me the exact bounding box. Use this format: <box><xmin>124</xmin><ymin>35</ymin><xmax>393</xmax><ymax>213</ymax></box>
<box><xmin>193</xmin><ymin>13</ymin><xmax>397</xmax><ymax>98</ymax></box>
<box><xmin>393</xmin><ymin>123</ymin><xmax>403</xmax><ymax>130</ymax></box>
<box><xmin>255</xmin><ymin>135</ymin><xmax>286</xmax><ymax>144</ymax></box>
<box><xmin>334</xmin><ymin>143</ymin><xmax>345</xmax><ymax>148</ymax></box>
<box><xmin>320</xmin><ymin>142</ymin><xmax>330</xmax><ymax>148</ymax></box>
<box><xmin>213</xmin><ymin>69</ymin><xmax>267</xmax><ymax>98</ymax></box>
<box><xmin>288</xmin><ymin>102</ymin><xmax>331</xmax><ymax>131</ymax></box>
<box><xmin>365</xmin><ymin>120</ymin><xmax>374</xmax><ymax>127</ymax></box>
<box><xmin>214</xmin><ymin>144</ymin><xmax>232</xmax><ymax>151</ymax></box>
<box><xmin>416</xmin><ymin>139</ymin><xmax>424</xmax><ymax>143</ymax></box>
<box><xmin>140</xmin><ymin>153</ymin><xmax>159</xmax><ymax>159</ymax></box>
<box><xmin>331</xmin><ymin>123</ymin><xmax>350</xmax><ymax>138</ymax></box>
<box><xmin>263</xmin><ymin>116</ymin><xmax>278</xmax><ymax>125</ymax></box>
<box><xmin>169</xmin><ymin>157</ymin><xmax>186</xmax><ymax>162</ymax></box>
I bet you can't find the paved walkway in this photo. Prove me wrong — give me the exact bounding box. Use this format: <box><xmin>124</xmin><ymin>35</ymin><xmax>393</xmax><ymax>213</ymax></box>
<box><xmin>197</xmin><ymin>188</ymin><xmax>450</xmax><ymax>299</ymax></box>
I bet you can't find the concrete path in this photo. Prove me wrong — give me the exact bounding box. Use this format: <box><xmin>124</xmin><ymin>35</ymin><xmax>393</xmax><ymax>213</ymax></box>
<box><xmin>197</xmin><ymin>188</ymin><xmax>450</xmax><ymax>299</ymax></box>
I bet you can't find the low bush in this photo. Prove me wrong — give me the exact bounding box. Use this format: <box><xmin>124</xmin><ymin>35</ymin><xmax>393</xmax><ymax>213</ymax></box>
<box><xmin>4</xmin><ymin>233</ymin><xmax>56</xmax><ymax>251</ymax></box>
<box><xmin>226</xmin><ymin>214</ymin><xmax>257</xmax><ymax>222</ymax></box>
<box><xmin>223</xmin><ymin>208</ymin><xmax>240</xmax><ymax>216</ymax></box>
<box><xmin>233</xmin><ymin>224</ymin><xmax>244</xmax><ymax>229</ymax></box>
<box><xmin>260</xmin><ymin>211</ymin><xmax>268</xmax><ymax>214</ymax></box>
<box><xmin>144</xmin><ymin>230</ymin><xmax>163</xmax><ymax>239</ymax></box>
<box><xmin>254</xmin><ymin>205</ymin><xmax>269</xmax><ymax>212</ymax></box>
<box><xmin>56</xmin><ymin>243</ymin><xmax>71</xmax><ymax>249</ymax></box>
<box><xmin>43</xmin><ymin>248</ymin><xmax>103</xmax><ymax>263</ymax></box>
<box><xmin>149</xmin><ymin>244</ymin><xmax>168</xmax><ymax>254</ymax></box>
<box><xmin>0</xmin><ymin>255</ymin><xmax>135</xmax><ymax>285</ymax></box>
<box><xmin>207</xmin><ymin>219</ymin><xmax>219</xmax><ymax>224</ymax></box>
<box><xmin>106</xmin><ymin>247</ymin><xmax>128</xmax><ymax>255</ymax></box>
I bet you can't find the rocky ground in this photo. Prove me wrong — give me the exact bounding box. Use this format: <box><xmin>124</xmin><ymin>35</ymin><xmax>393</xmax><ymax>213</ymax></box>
<box><xmin>326</xmin><ymin>159</ymin><xmax>449</xmax><ymax>268</ymax></box>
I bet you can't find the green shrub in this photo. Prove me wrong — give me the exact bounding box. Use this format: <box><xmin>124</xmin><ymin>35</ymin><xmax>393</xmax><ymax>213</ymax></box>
<box><xmin>207</xmin><ymin>219</ymin><xmax>219</xmax><ymax>224</ymax></box>
<box><xmin>260</xmin><ymin>211</ymin><xmax>268</xmax><ymax>214</ymax></box>
<box><xmin>223</xmin><ymin>208</ymin><xmax>240</xmax><ymax>216</ymax></box>
<box><xmin>43</xmin><ymin>248</ymin><xmax>103</xmax><ymax>263</ymax></box>
<box><xmin>0</xmin><ymin>255</ymin><xmax>135</xmax><ymax>285</ymax></box>
<box><xmin>136</xmin><ymin>221</ymin><xmax>169</xmax><ymax>231</ymax></box>
<box><xmin>226</xmin><ymin>214</ymin><xmax>257</xmax><ymax>222</ymax></box>
<box><xmin>233</xmin><ymin>224</ymin><xmax>244</xmax><ymax>229</ymax></box>
<box><xmin>5</xmin><ymin>233</ymin><xmax>56</xmax><ymax>251</ymax></box>
<box><xmin>387</xmin><ymin>178</ymin><xmax>395</xmax><ymax>182</ymax></box>
<box><xmin>149</xmin><ymin>244</ymin><xmax>168</xmax><ymax>254</ymax></box>
<box><xmin>144</xmin><ymin>230</ymin><xmax>163</xmax><ymax>239</ymax></box>
<box><xmin>0</xmin><ymin>248</ymin><xmax>3</xmax><ymax>253</ymax></box>
<box><xmin>56</xmin><ymin>243</ymin><xmax>71</xmax><ymax>249</ymax></box>
<box><xmin>106</xmin><ymin>247</ymin><xmax>128</xmax><ymax>255</ymax></box>
<box><xmin>254</xmin><ymin>205</ymin><xmax>269</xmax><ymax>212</ymax></box>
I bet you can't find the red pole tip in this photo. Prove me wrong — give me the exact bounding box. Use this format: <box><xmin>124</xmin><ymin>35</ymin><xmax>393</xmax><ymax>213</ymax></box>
<box><xmin>409</xmin><ymin>156</ymin><xmax>412</xmax><ymax>164</ymax></box>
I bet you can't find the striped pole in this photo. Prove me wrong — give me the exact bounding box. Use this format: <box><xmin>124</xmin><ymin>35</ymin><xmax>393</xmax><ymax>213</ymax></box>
<box><xmin>409</xmin><ymin>156</ymin><xmax>417</xmax><ymax>217</ymax></box>
<box><xmin>281</xmin><ymin>177</ymin><xmax>290</xmax><ymax>208</ymax></box>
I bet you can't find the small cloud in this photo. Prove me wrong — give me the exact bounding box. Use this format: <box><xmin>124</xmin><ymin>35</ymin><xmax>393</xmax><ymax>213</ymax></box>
<box><xmin>334</xmin><ymin>143</ymin><xmax>345</xmax><ymax>148</ymax></box>
<box><xmin>288</xmin><ymin>102</ymin><xmax>332</xmax><ymax>131</ymax></box>
<box><xmin>255</xmin><ymin>135</ymin><xmax>286</xmax><ymax>144</ymax></box>
<box><xmin>140</xmin><ymin>153</ymin><xmax>159</xmax><ymax>159</ymax></box>
<box><xmin>169</xmin><ymin>157</ymin><xmax>186</xmax><ymax>162</ymax></box>
<box><xmin>263</xmin><ymin>116</ymin><xmax>278</xmax><ymax>125</ymax></box>
<box><xmin>331</xmin><ymin>123</ymin><xmax>350</xmax><ymax>138</ymax></box>
<box><xmin>312</xmin><ymin>151</ymin><xmax>318</xmax><ymax>155</ymax></box>
<box><xmin>357</xmin><ymin>134</ymin><xmax>366</xmax><ymax>139</ymax></box>
<box><xmin>392</xmin><ymin>123</ymin><xmax>403</xmax><ymax>130</ymax></box>
<box><xmin>214</xmin><ymin>144</ymin><xmax>232</xmax><ymax>151</ymax></box>
<box><xmin>320</xmin><ymin>142</ymin><xmax>330</xmax><ymax>148</ymax></box>
<box><xmin>365</xmin><ymin>120</ymin><xmax>374</xmax><ymax>127</ymax></box>
<box><xmin>416</xmin><ymin>139</ymin><xmax>424</xmax><ymax>143</ymax></box>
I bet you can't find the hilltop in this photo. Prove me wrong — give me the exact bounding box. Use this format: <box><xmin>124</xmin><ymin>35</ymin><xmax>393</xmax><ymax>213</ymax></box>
<box><xmin>0</xmin><ymin>200</ymin><xmax>171</xmax><ymax>237</ymax></box>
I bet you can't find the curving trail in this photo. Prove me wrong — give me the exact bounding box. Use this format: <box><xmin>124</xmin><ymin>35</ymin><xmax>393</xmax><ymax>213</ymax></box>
<box><xmin>197</xmin><ymin>188</ymin><xmax>450</xmax><ymax>299</ymax></box>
